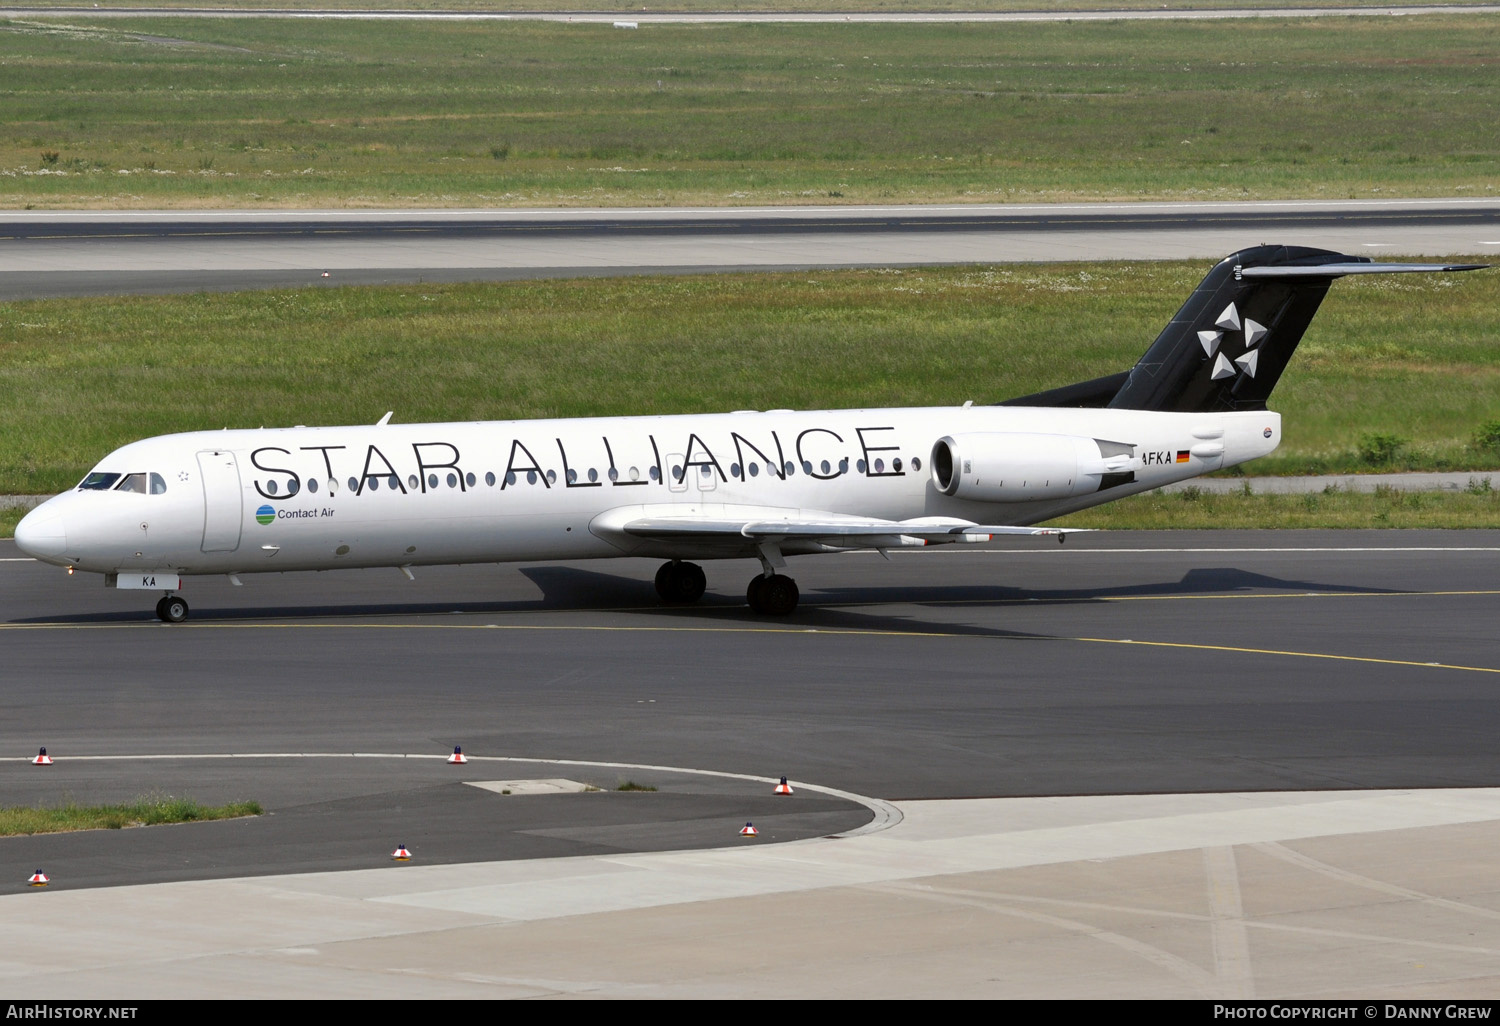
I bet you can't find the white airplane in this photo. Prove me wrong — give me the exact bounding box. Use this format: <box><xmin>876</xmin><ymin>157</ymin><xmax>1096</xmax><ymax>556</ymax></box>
<box><xmin>14</xmin><ymin>245</ymin><xmax>1484</xmax><ymax>623</ymax></box>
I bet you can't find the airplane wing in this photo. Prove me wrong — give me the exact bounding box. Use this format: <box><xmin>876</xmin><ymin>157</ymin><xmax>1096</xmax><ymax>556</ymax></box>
<box><xmin>611</xmin><ymin>512</ymin><xmax>1082</xmax><ymax>548</ymax></box>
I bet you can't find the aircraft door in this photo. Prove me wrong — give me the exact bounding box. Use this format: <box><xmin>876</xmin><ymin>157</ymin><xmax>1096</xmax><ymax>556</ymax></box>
<box><xmin>197</xmin><ymin>450</ymin><xmax>244</xmax><ymax>552</ymax></box>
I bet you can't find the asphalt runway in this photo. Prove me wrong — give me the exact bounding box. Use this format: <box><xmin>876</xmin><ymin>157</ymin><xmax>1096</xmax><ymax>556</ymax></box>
<box><xmin>3</xmin><ymin>200</ymin><xmax>1496</xmax><ymax>299</ymax></box>
<box><xmin>5</xmin><ymin>530</ymin><xmax>1498</xmax><ymax>891</ymax></box>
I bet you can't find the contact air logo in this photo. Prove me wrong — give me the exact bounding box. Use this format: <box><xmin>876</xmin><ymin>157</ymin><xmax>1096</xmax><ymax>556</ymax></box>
<box><xmin>256</xmin><ymin>505</ymin><xmax>276</xmax><ymax>526</ymax></box>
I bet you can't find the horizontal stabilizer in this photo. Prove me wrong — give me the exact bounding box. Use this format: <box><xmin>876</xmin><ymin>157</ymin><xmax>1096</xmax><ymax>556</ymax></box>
<box><xmin>1240</xmin><ymin>262</ymin><xmax>1487</xmax><ymax>279</ymax></box>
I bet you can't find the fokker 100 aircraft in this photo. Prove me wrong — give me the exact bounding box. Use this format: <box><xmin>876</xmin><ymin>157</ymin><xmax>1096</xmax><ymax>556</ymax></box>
<box><xmin>14</xmin><ymin>246</ymin><xmax>1485</xmax><ymax>622</ymax></box>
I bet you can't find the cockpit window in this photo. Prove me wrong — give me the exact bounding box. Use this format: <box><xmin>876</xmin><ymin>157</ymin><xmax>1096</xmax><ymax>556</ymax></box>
<box><xmin>149</xmin><ymin>473</ymin><xmax>167</xmax><ymax>495</ymax></box>
<box><xmin>115</xmin><ymin>473</ymin><xmax>147</xmax><ymax>494</ymax></box>
<box><xmin>78</xmin><ymin>472</ymin><xmax>121</xmax><ymax>491</ymax></box>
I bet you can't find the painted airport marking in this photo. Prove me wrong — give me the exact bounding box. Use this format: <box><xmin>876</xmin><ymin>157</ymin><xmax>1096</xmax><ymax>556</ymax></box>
<box><xmin>3</xmin><ymin>590</ymin><xmax>1497</xmax><ymax>674</ymax></box>
<box><xmin>870</xmin><ymin>547</ymin><xmax>1500</xmax><ymax>555</ymax></box>
<box><xmin>4</xmin><ymin>753</ymin><xmax>903</xmax><ymax>838</ymax></box>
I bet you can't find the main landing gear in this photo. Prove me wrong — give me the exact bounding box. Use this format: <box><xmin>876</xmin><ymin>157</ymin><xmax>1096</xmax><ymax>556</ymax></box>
<box><xmin>155</xmin><ymin>594</ymin><xmax>189</xmax><ymax>624</ymax></box>
<box><xmin>654</xmin><ymin>560</ymin><xmax>707</xmax><ymax>604</ymax></box>
<box><xmin>746</xmin><ymin>573</ymin><xmax>799</xmax><ymax>616</ymax></box>
<box><xmin>652</xmin><ymin>560</ymin><xmax>801</xmax><ymax>616</ymax></box>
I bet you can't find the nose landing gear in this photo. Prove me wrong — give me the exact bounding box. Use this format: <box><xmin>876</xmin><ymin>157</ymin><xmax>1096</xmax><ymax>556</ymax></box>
<box><xmin>155</xmin><ymin>594</ymin><xmax>189</xmax><ymax>624</ymax></box>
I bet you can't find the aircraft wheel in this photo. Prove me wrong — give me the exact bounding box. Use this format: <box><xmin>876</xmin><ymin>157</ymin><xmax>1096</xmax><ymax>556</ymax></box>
<box><xmin>158</xmin><ymin>595</ymin><xmax>189</xmax><ymax>624</ymax></box>
<box><xmin>753</xmin><ymin>574</ymin><xmax>799</xmax><ymax>616</ymax></box>
<box><xmin>654</xmin><ymin>561</ymin><xmax>706</xmax><ymax>604</ymax></box>
<box><xmin>746</xmin><ymin>573</ymin><xmax>768</xmax><ymax>612</ymax></box>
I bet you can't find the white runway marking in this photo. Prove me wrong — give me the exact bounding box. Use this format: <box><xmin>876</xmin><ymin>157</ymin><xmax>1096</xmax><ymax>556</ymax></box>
<box><xmin>10</xmin><ymin>751</ymin><xmax>903</xmax><ymax>838</ymax></box>
<box><xmin>874</xmin><ymin>546</ymin><xmax>1500</xmax><ymax>555</ymax></box>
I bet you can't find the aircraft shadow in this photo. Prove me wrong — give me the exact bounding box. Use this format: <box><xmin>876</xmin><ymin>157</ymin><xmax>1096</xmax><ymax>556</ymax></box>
<box><xmin>11</xmin><ymin>565</ymin><xmax>1392</xmax><ymax>627</ymax></box>
<box><xmin>798</xmin><ymin>566</ymin><xmax>1392</xmax><ymax>608</ymax></box>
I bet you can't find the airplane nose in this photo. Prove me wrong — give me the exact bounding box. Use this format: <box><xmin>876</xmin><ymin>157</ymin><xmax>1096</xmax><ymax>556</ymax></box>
<box><xmin>14</xmin><ymin>507</ymin><xmax>67</xmax><ymax>559</ymax></box>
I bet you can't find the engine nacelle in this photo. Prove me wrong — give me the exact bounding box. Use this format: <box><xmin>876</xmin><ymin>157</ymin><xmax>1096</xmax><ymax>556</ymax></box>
<box><xmin>930</xmin><ymin>432</ymin><xmax>1130</xmax><ymax>502</ymax></box>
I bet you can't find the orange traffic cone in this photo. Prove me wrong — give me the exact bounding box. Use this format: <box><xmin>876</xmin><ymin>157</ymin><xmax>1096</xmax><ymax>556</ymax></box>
<box><xmin>391</xmin><ymin>844</ymin><xmax>412</xmax><ymax>861</ymax></box>
<box><xmin>447</xmin><ymin>746</ymin><xmax>467</xmax><ymax>765</ymax></box>
<box><xmin>739</xmin><ymin>822</ymin><xmax>758</xmax><ymax>837</ymax></box>
<box><xmin>774</xmin><ymin>775</ymin><xmax>793</xmax><ymax>795</ymax></box>
<box><xmin>31</xmin><ymin>747</ymin><xmax>52</xmax><ymax>766</ymax></box>
<box><xmin>28</xmin><ymin>870</ymin><xmax>48</xmax><ymax>887</ymax></box>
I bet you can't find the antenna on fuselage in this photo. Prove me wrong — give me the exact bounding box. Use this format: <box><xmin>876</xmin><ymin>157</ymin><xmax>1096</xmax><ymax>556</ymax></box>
<box><xmin>376</xmin><ymin>411</ymin><xmax>393</xmax><ymax>426</ymax></box>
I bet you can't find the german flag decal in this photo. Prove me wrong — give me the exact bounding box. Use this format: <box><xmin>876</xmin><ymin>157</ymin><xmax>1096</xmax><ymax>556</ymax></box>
<box><xmin>1175</xmin><ymin>450</ymin><xmax>1191</xmax><ymax>464</ymax></box>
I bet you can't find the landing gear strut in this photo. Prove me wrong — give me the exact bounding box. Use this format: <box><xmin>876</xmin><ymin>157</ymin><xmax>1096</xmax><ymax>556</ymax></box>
<box><xmin>654</xmin><ymin>560</ymin><xmax>707</xmax><ymax>604</ymax></box>
<box><xmin>155</xmin><ymin>594</ymin><xmax>189</xmax><ymax>623</ymax></box>
<box><xmin>746</xmin><ymin>573</ymin><xmax>799</xmax><ymax>616</ymax></box>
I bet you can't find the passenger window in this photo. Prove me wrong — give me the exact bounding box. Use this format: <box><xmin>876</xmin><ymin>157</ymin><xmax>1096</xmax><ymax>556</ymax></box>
<box><xmin>115</xmin><ymin>473</ymin><xmax>147</xmax><ymax>494</ymax></box>
<box><xmin>149</xmin><ymin>473</ymin><xmax>167</xmax><ymax>495</ymax></box>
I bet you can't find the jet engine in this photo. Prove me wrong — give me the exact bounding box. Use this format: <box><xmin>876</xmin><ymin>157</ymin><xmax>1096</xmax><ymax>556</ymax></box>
<box><xmin>930</xmin><ymin>432</ymin><xmax>1134</xmax><ymax>502</ymax></box>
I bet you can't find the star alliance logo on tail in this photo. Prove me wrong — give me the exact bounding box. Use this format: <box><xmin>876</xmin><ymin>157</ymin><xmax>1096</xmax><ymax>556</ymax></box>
<box><xmin>1198</xmin><ymin>302</ymin><xmax>1267</xmax><ymax>383</ymax></box>
<box><xmin>256</xmin><ymin>504</ymin><xmax>275</xmax><ymax>525</ymax></box>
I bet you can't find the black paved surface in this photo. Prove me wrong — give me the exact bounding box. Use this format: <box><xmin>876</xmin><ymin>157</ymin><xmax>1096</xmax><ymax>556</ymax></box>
<box><xmin>3</xmin><ymin>530</ymin><xmax>1498</xmax><ymax>887</ymax></box>
<box><xmin>5</xmin><ymin>207</ymin><xmax>1497</xmax><ymax>243</ymax></box>
<box><xmin>3</xmin><ymin>204</ymin><xmax>1496</xmax><ymax>298</ymax></box>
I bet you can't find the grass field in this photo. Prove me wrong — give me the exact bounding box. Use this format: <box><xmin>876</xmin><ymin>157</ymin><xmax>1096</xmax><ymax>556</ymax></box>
<box><xmin>1056</xmin><ymin>480</ymin><xmax>1500</xmax><ymax>529</ymax></box>
<box><xmin>1</xmin><ymin>14</ymin><xmax>1496</xmax><ymax>207</ymax></box>
<box><xmin>1</xmin><ymin>260</ymin><xmax>1495</xmax><ymax>498</ymax></box>
<box><xmin>0</xmin><ymin>794</ymin><xmax>262</xmax><ymax>836</ymax></box>
<box><xmin>16</xmin><ymin>1</ymin><xmax>1494</xmax><ymax>10</ymax></box>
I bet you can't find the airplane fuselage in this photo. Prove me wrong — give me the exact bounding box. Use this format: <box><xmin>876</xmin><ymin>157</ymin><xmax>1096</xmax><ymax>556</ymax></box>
<box><xmin>18</xmin><ymin>404</ymin><xmax>1280</xmax><ymax>578</ymax></box>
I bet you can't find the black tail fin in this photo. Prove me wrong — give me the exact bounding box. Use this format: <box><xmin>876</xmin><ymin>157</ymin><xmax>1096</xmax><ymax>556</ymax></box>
<box><xmin>1003</xmin><ymin>245</ymin><xmax>1484</xmax><ymax>414</ymax></box>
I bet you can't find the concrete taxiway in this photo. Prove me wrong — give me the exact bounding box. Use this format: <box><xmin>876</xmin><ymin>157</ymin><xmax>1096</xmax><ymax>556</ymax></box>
<box><xmin>3</xmin><ymin>530</ymin><xmax>1499</xmax><ymax>995</ymax></box>
<box><xmin>2</xmin><ymin>200</ymin><xmax>1496</xmax><ymax>299</ymax></box>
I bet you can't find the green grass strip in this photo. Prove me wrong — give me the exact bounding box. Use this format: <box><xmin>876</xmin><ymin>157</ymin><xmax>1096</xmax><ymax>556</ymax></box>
<box><xmin>0</xmin><ymin>795</ymin><xmax>262</xmax><ymax>836</ymax></box>
<box><xmin>1058</xmin><ymin>482</ymin><xmax>1500</xmax><ymax>530</ymax></box>
<box><xmin>1</xmin><ymin>14</ymin><xmax>1497</xmax><ymax>207</ymax></box>
<box><xmin>3</xmin><ymin>261</ymin><xmax>1496</xmax><ymax>497</ymax></box>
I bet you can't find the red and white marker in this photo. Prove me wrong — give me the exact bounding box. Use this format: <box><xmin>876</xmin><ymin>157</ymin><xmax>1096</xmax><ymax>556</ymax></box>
<box><xmin>28</xmin><ymin>871</ymin><xmax>49</xmax><ymax>887</ymax></box>
<box><xmin>739</xmin><ymin>822</ymin><xmax>758</xmax><ymax>837</ymax></box>
<box><xmin>447</xmin><ymin>746</ymin><xmax>467</xmax><ymax>765</ymax></box>
<box><xmin>774</xmin><ymin>776</ymin><xmax>793</xmax><ymax>796</ymax></box>
<box><xmin>31</xmin><ymin>747</ymin><xmax>52</xmax><ymax>766</ymax></box>
<box><xmin>391</xmin><ymin>844</ymin><xmax>412</xmax><ymax>861</ymax></box>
